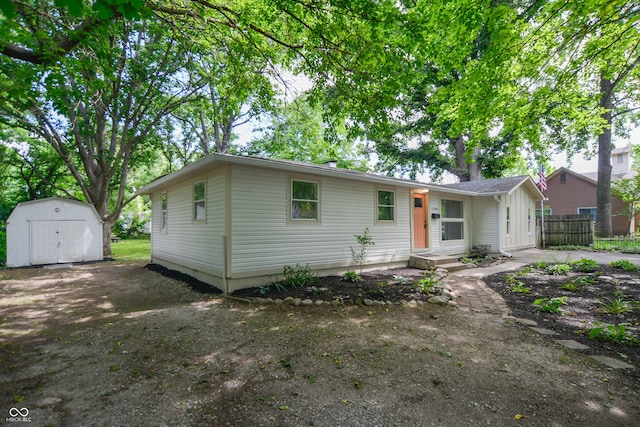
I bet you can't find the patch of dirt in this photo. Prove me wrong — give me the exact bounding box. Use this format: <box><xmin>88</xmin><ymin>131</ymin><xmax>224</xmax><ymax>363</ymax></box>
<box><xmin>484</xmin><ymin>262</ymin><xmax>640</xmax><ymax>375</ymax></box>
<box><xmin>1</xmin><ymin>261</ymin><xmax>639</xmax><ymax>426</ymax></box>
<box><xmin>232</xmin><ymin>258</ymin><xmax>504</xmax><ymax>304</ymax></box>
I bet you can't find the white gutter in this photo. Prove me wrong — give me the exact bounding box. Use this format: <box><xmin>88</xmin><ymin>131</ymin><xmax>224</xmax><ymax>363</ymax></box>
<box><xmin>494</xmin><ymin>195</ymin><xmax>512</xmax><ymax>258</ymax></box>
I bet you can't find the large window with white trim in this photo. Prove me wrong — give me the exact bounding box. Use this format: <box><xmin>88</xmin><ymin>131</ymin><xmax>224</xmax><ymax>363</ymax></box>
<box><xmin>291</xmin><ymin>179</ymin><xmax>319</xmax><ymax>220</ymax></box>
<box><xmin>441</xmin><ymin>199</ymin><xmax>464</xmax><ymax>241</ymax></box>
<box><xmin>377</xmin><ymin>189</ymin><xmax>395</xmax><ymax>221</ymax></box>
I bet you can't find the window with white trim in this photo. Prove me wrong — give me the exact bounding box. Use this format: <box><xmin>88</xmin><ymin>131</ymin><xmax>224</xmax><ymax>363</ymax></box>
<box><xmin>291</xmin><ymin>179</ymin><xmax>319</xmax><ymax>220</ymax></box>
<box><xmin>577</xmin><ymin>207</ymin><xmax>597</xmax><ymax>222</ymax></box>
<box><xmin>527</xmin><ymin>208</ymin><xmax>532</xmax><ymax>234</ymax></box>
<box><xmin>161</xmin><ymin>192</ymin><xmax>168</xmax><ymax>231</ymax></box>
<box><xmin>193</xmin><ymin>180</ymin><xmax>206</xmax><ymax>221</ymax></box>
<box><xmin>377</xmin><ymin>189</ymin><xmax>395</xmax><ymax>221</ymax></box>
<box><xmin>506</xmin><ymin>206</ymin><xmax>511</xmax><ymax>236</ymax></box>
<box><xmin>441</xmin><ymin>199</ymin><xmax>463</xmax><ymax>241</ymax></box>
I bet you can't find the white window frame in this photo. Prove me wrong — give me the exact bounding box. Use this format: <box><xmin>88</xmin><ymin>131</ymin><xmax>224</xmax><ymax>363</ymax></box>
<box><xmin>161</xmin><ymin>191</ymin><xmax>168</xmax><ymax>232</ymax></box>
<box><xmin>376</xmin><ymin>188</ymin><xmax>396</xmax><ymax>222</ymax></box>
<box><xmin>506</xmin><ymin>206</ymin><xmax>511</xmax><ymax>236</ymax></box>
<box><xmin>441</xmin><ymin>199</ymin><xmax>464</xmax><ymax>241</ymax></box>
<box><xmin>193</xmin><ymin>180</ymin><xmax>206</xmax><ymax>222</ymax></box>
<box><xmin>290</xmin><ymin>178</ymin><xmax>320</xmax><ymax>222</ymax></box>
<box><xmin>527</xmin><ymin>208</ymin><xmax>532</xmax><ymax>234</ymax></box>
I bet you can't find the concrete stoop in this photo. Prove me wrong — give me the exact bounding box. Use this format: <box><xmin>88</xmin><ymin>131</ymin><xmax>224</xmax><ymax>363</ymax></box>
<box><xmin>409</xmin><ymin>254</ymin><xmax>471</xmax><ymax>273</ymax></box>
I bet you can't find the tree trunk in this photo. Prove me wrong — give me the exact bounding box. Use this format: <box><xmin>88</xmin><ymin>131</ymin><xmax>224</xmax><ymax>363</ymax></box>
<box><xmin>597</xmin><ymin>74</ymin><xmax>613</xmax><ymax>237</ymax></box>
<box><xmin>451</xmin><ymin>136</ymin><xmax>482</xmax><ymax>182</ymax></box>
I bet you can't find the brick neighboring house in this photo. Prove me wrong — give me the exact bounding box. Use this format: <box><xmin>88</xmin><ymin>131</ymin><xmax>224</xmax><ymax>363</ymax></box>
<box><xmin>537</xmin><ymin>145</ymin><xmax>638</xmax><ymax>236</ymax></box>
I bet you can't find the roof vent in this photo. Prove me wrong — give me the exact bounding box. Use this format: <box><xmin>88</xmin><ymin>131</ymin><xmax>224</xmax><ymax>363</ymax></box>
<box><xmin>324</xmin><ymin>160</ymin><xmax>338</xmax><ymax>168</ymax></box>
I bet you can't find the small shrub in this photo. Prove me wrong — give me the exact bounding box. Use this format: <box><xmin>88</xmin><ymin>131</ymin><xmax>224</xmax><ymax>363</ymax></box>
<box><xmin>589</xmin><ymin>323</ymin><xmax>639</xmax><ymax>345</ymax></box>
<box><xmin>609</xmin><ymin>259</ymin><xmax>637</xmax><ymax>272</ymax></box>
<box><xmin>597</xmin><ymin>297</ymin><xmax>634</xmax><ymax>315</ymax></box>
<box><xmin>515</xmin><ymin>267</ymin><xmax>533</xmax><ymax>276</ymax></box>
<box><xmin>344</xmin><ymin>271</ymin><xmax>362</xmax><ymax>283</ymax></box>
<box><xmin>282</xmin><ymin>264</ymin><xmax>316</xmax><ymax>287</ymax></box>
<box><xmin>414</xmin><ymin>270</ymin><xmax>439</xmax><ymax>294</ymax></box>
<box><xmin>545</xmin><ymin>263</ymin><xmax>572</xmax><ymax>275</ymax></box>
<box><xmin>572</xmin><ymin>258</ymin><xmax>599</xmax><ymax>273</ymax></box>
<box><xmin>533</xmin><ymin>261</ymin><xmax>548</xmax><ymax>269</ymax></box>
<box><xmin>533</xmin><ymin>296</ymin><xmax>568</xmax><ymax>314</ymax></box>
<box><xmin>350</xmin><ymin>228</ymin><xmax>375</xmax><ymax>274</ymax></box>
<box><xmin>509</xmin><ymin>282</ymin><xmax>531</xmax><ymax>294</ymax></box>
<box><xmin>559</xmin><ymin>276</ymin><xmax>594</xmax><ymax>291</ymax></box>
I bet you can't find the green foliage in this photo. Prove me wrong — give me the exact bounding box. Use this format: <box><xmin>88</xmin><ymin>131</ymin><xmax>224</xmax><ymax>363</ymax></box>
<box><xmin>533</xmin><ymin>296</ymin><xmax>568</xmax><ymax>314</ymax></box>
<box><xmin>558</xmin><ymin>276</ymin><xmax>594</xmax><ymax>292</ymax></box>
<box><xmin>504</xmin><ymin>273</ymin><xmax>530</xmax><ymax>293</ymax></box>
<box><xmin>344</xmin><ymin>271</ymin><xmax>362</xmax><ymax>283</ymax></box>
<box><xmin>572</xmin><ymin>258</ymin><xmax>599</xmax><ymax>273</ymax></box>
<box><xmin>609</xmin><ymin>259</ymin><xmax>637</xmax><ymax>272</ymax></box>
<box><xmin>414</xmin><ymin>270</ymin><xmax>439</xmax><ymax>294</ymax></box>
<box><xmin>544</xmin><ymin>264</ymin><xmax>572</xmax><ymax>275</ymax></box>
<box><xmin>282</xmin><ymin>264</ymin><xmax>316</xmax><ymax>287</ymax></box>
<box><xmin>350</xmin><ymin>228</ymin><xmax>375</xmax><ymax>275</ymax></box>
<box><xmin>589</xmin><ymin>323</ymin><xmax>639</xmax><ymax>345</ymax></box>
<box><xmin>597</xmin><ymin>297</ymin><xmax>635</xmax><ymax>315</ymax></box>
<box><xmin>533</xmin><ymin>261</ymin><xmax>548</xmax><ymax>269</ymax></box>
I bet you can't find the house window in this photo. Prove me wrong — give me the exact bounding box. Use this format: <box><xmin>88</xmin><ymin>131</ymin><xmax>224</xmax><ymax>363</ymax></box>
<box><xmin>527</xmin><ymin>208</ymin><xmax>532</xmax><ymax>234</ymax></box>
<box><xmin>578</xmin><ymin>207</ymin><xmax>597</xmax><ymax>222</ymax></box>
<box><xmin>291</xmin><ymin>179</ymin><xmax>319</xmax><ymax>220</ymax></box>
<box><xmin>441</xmin><ymin>199</ymin><xmax>463</xmax><ymax>241</ymax></box>
<box><xmin>617</xmin><ymin>153</ymin><xmax>625</xmax><ymax>164</ymax></box>
<box><xmin>560</xmin><ymin>172</ymin><xmax>566</xmax><ymax>183</ymax></box>
<box><xmin>161</xmin><ymin>192</ymin><xmax>168</xmax><ymax>231</ymax></box>
<box><xmin>506</xmin><ymin>206</ymin><xmax>511</xmax><ymax>236</ymax></box>
<box><xmin>193</xmin><ymin>180</ymin><xmax>206</xmax><ymax>221</ymax></box>
<box><xmin>377</xmin><ymin>189</ymin><xmax>395</xmax><ymax>221</ymax></box>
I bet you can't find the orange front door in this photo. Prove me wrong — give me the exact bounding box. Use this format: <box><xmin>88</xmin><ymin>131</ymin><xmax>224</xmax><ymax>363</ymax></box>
<box><xmin>413</xmin><ymin>194</ymin><xmax>428</xmax><ymax>249</ymax></box>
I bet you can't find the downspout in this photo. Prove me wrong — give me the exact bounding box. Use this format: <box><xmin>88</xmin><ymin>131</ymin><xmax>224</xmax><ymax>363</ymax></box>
<box><xmin>494</xmin><ymin>195</ymin><xmax>512</xmax><ymax>258</ymax></box>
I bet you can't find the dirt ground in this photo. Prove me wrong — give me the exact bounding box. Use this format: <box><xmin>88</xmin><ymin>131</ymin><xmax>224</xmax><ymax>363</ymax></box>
<box><xmin>1</xmin><ymin>261</ymin><xmax>639</xmax><ymax>426</ymax></box>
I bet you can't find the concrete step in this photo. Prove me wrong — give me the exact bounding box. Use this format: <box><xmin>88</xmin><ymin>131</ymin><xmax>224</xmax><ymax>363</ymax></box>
<box><xmin>409</xmin><ymin>254</ymin><xmax>462</xmax><ymax>270</ymax></box>
<box><xmin>436</xmin><ymin>262</ymin><xmax>471</xmax><ymax>273</ymax></box>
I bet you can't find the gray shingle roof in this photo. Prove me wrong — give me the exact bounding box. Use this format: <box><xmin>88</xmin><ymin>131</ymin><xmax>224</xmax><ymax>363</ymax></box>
<box><xmin>435</xmin><ymin>175</ymin><xmax>529</xmax><ymax>194</ymax></box>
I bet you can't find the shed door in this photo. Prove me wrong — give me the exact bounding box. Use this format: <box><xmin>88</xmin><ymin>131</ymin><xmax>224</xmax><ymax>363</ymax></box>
<box><xmin>32</xmin><ymin>220</ymin><xmax>84</xmax><ymax>265</ymax></box>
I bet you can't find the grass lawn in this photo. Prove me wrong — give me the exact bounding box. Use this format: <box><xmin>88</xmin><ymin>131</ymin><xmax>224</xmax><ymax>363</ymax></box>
<box><xmin>111</xmin><ymin>235</ymin><xmax>150</xmax><ymax>262</ymax></box>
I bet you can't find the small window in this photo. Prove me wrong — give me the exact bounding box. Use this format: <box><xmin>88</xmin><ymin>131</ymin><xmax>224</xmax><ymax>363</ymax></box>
<box><xmin>161</xmin><ymin>192</ymin><xmax>168</xmax><ymax>231</ymax></box>
<box><xmin>578</xmin><ymin>207</ymin><xmax>597</xmax><ymax>222</ymax></box>
<box><xmin>441</xmin><ymin>199</ymin><xmax>464</xmax><ymax>241</ymax></box>
<box><xmin>527</xmin><ymin>208</ymin><xmax>532</xmax><ymax>234</ymax></box>
<box><xmin>617</xmin><ymin>153</ymin><xmax>624</xmax><ymax>164</ymax></box>
<box><xmin>414</xmin><ymin>197</ymin><xmax>423</xmax><ymax>208</ymax></box>
<box><xmin>506</xmin><ymin>207</ymin><xmax>511</xmax><ymax>236</ymax></box>
<box><xmin>377</xmin><ymin>189</ymin><xmax>395</xmax><ymax>221</ymax></box>
<box><xmin>291</xmin><ymin>180</ymin><xmax>318</xmax><ymax>220</ymax></box>
<box><xmin>194</xmin><ymin>181</ymin><xmax>206</xmax><ymax>221</ymax></box>
<box><xmin>560</xmin><ymin>172</ymin><xmax>566</xmax><ymax>183</ymax></box>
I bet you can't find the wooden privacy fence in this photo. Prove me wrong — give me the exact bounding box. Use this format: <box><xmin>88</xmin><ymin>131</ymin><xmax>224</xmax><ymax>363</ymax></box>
<box><xmin>537</xmin><ymin>214</ymin><xmax>594</xmax><ymax>247</ymax></box>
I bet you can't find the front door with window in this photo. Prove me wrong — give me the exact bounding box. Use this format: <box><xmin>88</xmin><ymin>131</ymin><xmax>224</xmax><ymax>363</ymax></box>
<box><xmin>413</xmin><ymin>194</ymin><xmax>428</xmax><ymax>249</ymax></box>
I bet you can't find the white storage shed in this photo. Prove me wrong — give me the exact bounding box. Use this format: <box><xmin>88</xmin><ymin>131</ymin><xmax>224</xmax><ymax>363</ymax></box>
<box><xmin>6</xmin><ymin>198</ymin><xmax>104</xmax><ymax>267</ymax></box>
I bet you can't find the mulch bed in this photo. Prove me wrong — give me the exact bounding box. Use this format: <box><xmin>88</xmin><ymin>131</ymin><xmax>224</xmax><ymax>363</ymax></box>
<box><xmin>483</xmin><ymin>261</ymin><xmax>640</xmax><ymax>377</ymax></box>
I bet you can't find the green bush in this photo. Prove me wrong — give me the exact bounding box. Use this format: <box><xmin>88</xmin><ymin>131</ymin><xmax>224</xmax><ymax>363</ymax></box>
<box><xmin>282</xmin><ymin>264</ymin><xmax>317</xmax><ymax>287</ymax></box>
<box><xmin>609</xmin><ymin>259</ymin><xmax>637</xmax><ymax>272</ymax></box>
<box><xmin>572</xmin><ymin>258</ymin><xmax>599</xmax><ymax>273</ymax></box>
<box><xmin>0</xmin><ymin>228</ymin><xmax>6</xmax><ymax>266</ymax></box>
<box><xmin>544</xmin><ymin>263</ymin><xmax>572</xmax><ymax>275</ymax></box>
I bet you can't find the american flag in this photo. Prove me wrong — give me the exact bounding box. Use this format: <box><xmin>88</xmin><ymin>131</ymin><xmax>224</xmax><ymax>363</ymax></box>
<box><xmin>538</xmin><ymin>164</ymin><xmax>547</xmax><ymax>191</ymax></box>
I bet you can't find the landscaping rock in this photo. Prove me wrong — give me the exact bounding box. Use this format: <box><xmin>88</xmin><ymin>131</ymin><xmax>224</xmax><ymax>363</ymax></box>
<box><xmin>301</xmin><ymin>299</ymin><xmax>313</xmax><ymax>306</ymax></box>
<box><xmin>428</xmin><ymin>296</ymin><xmax>449</xmax><ymax>306</ymax></box>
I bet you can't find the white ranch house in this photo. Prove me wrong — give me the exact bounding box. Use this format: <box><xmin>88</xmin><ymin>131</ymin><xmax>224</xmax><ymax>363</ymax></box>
<box><xmin>139</xmin><ymin>154</ymin><xmax>543</xmax><ymax>293</ymax></box>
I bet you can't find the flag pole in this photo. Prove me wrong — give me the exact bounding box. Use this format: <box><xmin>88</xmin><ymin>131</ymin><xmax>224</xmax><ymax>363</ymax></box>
<box><xmin>541</xmin><ymin>198</ymin><xmax>545</xmax><ymax>249</ymax></box>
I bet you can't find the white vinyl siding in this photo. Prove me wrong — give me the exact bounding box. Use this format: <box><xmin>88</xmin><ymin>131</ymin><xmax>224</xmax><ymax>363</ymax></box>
<box><xmin>502</xmin><ymin>187</ymin><xmax>537</xmax><ymax>251</ymax></box>
<box><xmin>151</xmin><ymin>170</ymin><xmax>225</xmax><ymax>275</ymax></box>
<box><xmin>230</xmin><ymin>165</ymin><xmax>411</xmax><ymax>277</ymax></box>
<box><xmin>470</xmin><ymin>197</ymin><xmax>498</xmax><ymax>252</ymax></box>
